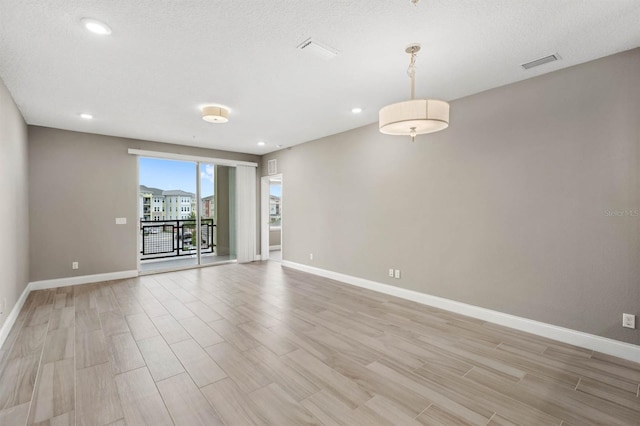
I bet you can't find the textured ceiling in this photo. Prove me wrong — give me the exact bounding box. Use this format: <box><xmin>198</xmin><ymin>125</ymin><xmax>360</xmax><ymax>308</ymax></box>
<box><xmin>1</xmin><ymin>0</ymin><xmax>639</xmax><ymax>154</ymax></box>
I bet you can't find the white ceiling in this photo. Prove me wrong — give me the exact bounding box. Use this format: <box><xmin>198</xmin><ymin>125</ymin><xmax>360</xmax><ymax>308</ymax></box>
<box><xmin>1</xmin><ymin>1</ymin><xmax>639</xmax><ymax>155</ymax></box>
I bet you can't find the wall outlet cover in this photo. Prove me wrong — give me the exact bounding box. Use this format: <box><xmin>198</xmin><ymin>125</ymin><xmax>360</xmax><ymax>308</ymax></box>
<box><xmin>622</xmin><ymin>313</ymin><xmax>635</xmax><ymax>329</ymax></box>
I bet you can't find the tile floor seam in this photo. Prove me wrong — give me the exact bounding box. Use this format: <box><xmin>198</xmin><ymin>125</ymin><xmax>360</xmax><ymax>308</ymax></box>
<box><xmin>118</xmin><ymin>282</ymin><xmax>182</xmax><ymax>424</ymax></box>
<box><xmin>462</xmin><ymin>366</ymin><xmax>475</xmax><ymax>378</ymax></box>
<box><xmin>413</xmin><ymin>402</ymin><xmax>432</xmax><ymax>420</ymax></box>
<box><xmin>574</xmin><ymin>377</ymin><xmax>582</xmax><ymax>391</ymax></box>
<box><xmin>485</xmin><ymin>411</ymin><xmax>496</xmax><ymax>425</ymax></box>
<box><xmin>23</xmin><ymin>291</ymin><xmax>55</xmax><ymax>425</ymax></box>
<box><xmin>73</xmin><ymin>300</ymin><xmax>77</xmax><ymax>426</ymax></box>
<box><xmin>94</xmin><ymin>287</ymin><xmax>130</xmax><ymax>425</ymax></box>
<box><xmin>128</xmin><ymin>324</ymin><xmax>177</xmax><ymax>424</ymax></box>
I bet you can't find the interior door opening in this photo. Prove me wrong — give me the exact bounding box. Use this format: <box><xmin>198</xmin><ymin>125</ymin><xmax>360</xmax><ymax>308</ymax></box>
<box><xmin>261</xmin><ymin>174</ymin><xmax>282</xmax><ymax>262</ymax></box>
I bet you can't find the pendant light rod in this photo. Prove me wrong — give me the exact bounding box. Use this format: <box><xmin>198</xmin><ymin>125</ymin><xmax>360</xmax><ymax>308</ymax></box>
<box><xmin>410</xmin><ymin>65</ymin><xmax>415</xmax><ymax>100</ymax></box>
<box><xmin>407</xmin><ymin>44</ymin><xmax>421</xmax><ymax>140</ymax></box>
<box><xmin>406</xmin><ymin>44</ymin><xmax>420</xmax><ymax>100</ymax></box>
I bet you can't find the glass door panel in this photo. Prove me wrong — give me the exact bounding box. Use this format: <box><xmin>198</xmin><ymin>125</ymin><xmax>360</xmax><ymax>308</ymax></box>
<box><xmin>138</xmin><ymin>158</ymin><xmax>237</xmax><ymax>272</ymax></box>
<box><xmin>199</xmin><ymin>163</ymin><xmax>236</xmax><ymax>264</ymax></box>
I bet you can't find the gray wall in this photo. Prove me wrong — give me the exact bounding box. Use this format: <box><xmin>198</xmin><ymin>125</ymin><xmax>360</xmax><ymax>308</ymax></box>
<box><xmin>262</xmin><ymin>48</ymin><xmax>640</xmax><ymax>345</ymax></box>
<box><xmin>29</xmin><ymin>127</ymin><xmax>259</xmax><ymax>281</ymax></box>
<box><xmin>0</xmin><ymin>77</ymin><xmax>29</xmax><ymax>329</ymax></box>
<box><xmin>269</xmin><ymin>229</ymin><xmax>281</xmax><ymax>247</ymax></box>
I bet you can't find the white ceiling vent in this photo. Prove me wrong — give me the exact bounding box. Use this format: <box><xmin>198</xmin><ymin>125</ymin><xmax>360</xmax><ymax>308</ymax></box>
<box><xmin>297</xmin><ymin>38</ymin><xmax>339</xmax><ymax>60</ymax></box>
<box><xmin>521</xmin><ymin>53</ymin><xmax>560</xmax><ymax>70</ymax></box>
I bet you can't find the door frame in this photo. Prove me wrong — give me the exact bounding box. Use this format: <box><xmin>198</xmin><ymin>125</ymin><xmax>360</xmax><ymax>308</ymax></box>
<box><xmin>135</xmin><ymin>152</ymin><xmax>253</xmax><ymax>274</ymax></box>
<box><xmin>260</xmin><ymin>174</ymin><xmax>282</xmax><ymax>261</ymax></box>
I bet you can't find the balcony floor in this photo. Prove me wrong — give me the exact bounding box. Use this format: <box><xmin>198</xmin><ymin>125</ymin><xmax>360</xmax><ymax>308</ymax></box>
<box><xmin>140</xmin><ymin>253</ymin><xmax>233</xmax><ymax>273</ymax></box>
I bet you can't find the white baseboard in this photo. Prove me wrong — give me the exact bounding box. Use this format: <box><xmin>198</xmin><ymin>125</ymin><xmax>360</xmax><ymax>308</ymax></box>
<box><xmin>269</xmin><ymin>245</ymin><xmax>281</xmax><ymax>250</ymax></box>
<box><xmin>29</xmin><ymin>270</ymin><xmax>139</xmax><ymax>291</ymax></box>
<box><xmin>281</xmin><ymin>261</ymin><xmax>640</xmax><ymax>364</ymax></box>
<box><xmin>1</xmin><ymin>270</ymin><xmax>139</xmax><ymax>349</ymax></box>
<box><xmin>0</xmin><ymin>283</ymin><xmax>31</xmax><ymax>350</ymax></box>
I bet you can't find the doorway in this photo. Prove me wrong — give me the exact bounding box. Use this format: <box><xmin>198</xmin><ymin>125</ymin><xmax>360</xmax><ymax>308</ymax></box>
<box><xmin>260</xmin><ymin>174</ymin><xmax>282</xmax><ymax>262</ymax></box>
<box><xmin>138</xmin><ymin>157</ymin><xmax>236</xmax><ymax>273</ymax></box>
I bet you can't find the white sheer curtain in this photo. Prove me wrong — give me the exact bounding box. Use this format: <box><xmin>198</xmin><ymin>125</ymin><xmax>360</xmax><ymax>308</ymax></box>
<box><xmin>235</xmin><ymin>165</ymin><xmax>257</xmax><ymax>263</ymax></box>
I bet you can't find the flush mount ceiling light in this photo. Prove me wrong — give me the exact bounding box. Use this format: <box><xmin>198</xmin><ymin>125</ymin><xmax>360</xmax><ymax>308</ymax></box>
<box><xmin>257</xmin><ymin>141</ymin><xmax>266</xmax><ymax>146</ymax></box>
<box><xmin>379</xmin><ymin>44</ymin><xmax>449</xmax><ymax>142</ymax></box>
<box><xmin>79</xmin><ymin>113</ymin><xmax>93</xmax><ymax>119</ymax></box>
<box><xmin>81</xmin><ymin>18</ymin><xmax>112</xmax><ymax>35</ymax></box>
<box><xmin>201</xmin><ymin>106</ymin><xmax>229</xmax><ymax>123</ymax></box>
<box><xmin>351</xmin><ymin>107</ymin><xmax>363</xmax><ymax>114</ymax></box>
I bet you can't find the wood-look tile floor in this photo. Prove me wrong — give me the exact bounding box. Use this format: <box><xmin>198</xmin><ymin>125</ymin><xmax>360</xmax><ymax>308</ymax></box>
<box><xmin>0</xmin><ymin>262</ymin><xmax>639</xmax><ymax>425</ymax></box>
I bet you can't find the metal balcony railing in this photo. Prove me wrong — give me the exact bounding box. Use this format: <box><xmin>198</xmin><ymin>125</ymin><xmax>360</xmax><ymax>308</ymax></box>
<box><xmin>140</xmin><ymin>219</ymin><xmax>215</xmax><ymax>260</ymax></box>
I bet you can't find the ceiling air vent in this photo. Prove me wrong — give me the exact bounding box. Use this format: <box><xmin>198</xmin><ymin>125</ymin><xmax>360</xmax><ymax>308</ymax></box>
<box><xmin>521</xmin><ymin>53</ymin><xmax>560</xmax><ymax>70</ymax></box>
<box><xmin>296</xmin><ymin>38</ymin><xmax>339</xmax><ymax>61</ymax></box>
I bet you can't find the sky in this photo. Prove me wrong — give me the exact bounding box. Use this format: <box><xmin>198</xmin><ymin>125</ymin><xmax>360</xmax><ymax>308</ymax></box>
<box><xmin>140</xmin><ymin>157</ymin><xmax>282</xmax><ymax>198</ymax></box>
<box><xmin>270</xmin><ymin>182</ymin><xmax>281</xmax><ymax>197</ymax></box>
<box><xmin>139</xmin><ymin>157</ymin><xmax>214</xmax><ymax>197</ymax></box>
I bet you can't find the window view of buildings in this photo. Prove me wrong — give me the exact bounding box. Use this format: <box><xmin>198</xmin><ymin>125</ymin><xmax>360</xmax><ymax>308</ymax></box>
<box><xmin>269</xmin><ymin>194</ymin><xmax>281</xmax><ymax>227</ymax></box>
<box><xmin>139</xmin><ymin>185</ymin><xmax>215</xmax><ymax>221</ymax></box>
<box><xmin>269</xmin><ymin>180</ymin><xmax>282</xmax><ymax>228</ymax></box>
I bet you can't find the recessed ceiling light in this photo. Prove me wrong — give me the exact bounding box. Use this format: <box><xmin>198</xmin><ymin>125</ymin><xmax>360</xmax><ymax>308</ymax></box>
<box><xmin>81</xmin><ymin>18</ymin><xmax>112</xmax><ymax>35</ymax></box>
<box><xmin>351</xmin><ymin>107</ymin><xmax>363</xmax><ymax>114</ymax></box>
<box><xmin>80</xmin><ymin>113</ymin><xmax>93</xmax><ymax>119</ymax></box>
<box><xmin>257</xmin><ymin>141</ymin><xmax>266</xmax><ymax>146</ymax></box>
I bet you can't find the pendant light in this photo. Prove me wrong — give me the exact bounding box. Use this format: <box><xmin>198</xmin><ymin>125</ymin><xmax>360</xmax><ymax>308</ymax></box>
<box><xmin>379</xmin><ymin>44</ymin><xmax>449</xmax><ymax>142</ymax></box>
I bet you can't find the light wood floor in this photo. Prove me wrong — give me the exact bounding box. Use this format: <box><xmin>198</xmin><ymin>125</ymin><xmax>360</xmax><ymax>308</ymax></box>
<box><xmin>0</xmin><ymin>262</ymin><xmax>639</xmax><ymax>425</ymax></box>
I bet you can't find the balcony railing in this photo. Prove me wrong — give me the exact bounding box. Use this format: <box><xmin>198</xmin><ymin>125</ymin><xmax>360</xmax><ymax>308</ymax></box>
<box><xmin>140</xmin><ymin>219</ymin><xmax>215</xmax><ymax>260</ymax></box>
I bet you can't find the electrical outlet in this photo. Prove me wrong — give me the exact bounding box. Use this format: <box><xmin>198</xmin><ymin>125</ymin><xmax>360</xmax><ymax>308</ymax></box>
<box><xmin>394</xmin><ymin>269</ymin><xmax>401</xmax><ymax>279</ymax></box>
<box><xmin>622</xmin><ymin>313</ymin><xmax>635</xmax><ymax>329</ymax></box>
<box><xmin>72</xmin><ymin>262</ymin><xmax>79</xmax><ymax>270</ymax></box>
<box><xmin>388</xmin><ymin>268</ymin><xmax>394</xmax><ymax>277</ymax></box>
<box><xmin>309</xmin><ymin>253</ymin><xmax>313</xmax><ymax>260</ymax></box>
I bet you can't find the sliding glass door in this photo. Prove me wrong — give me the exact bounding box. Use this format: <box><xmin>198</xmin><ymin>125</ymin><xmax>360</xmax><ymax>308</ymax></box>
<box><xmin>198</xmin><ymin>163</ymin><xmax>235</xmax><ymax>265</ymax></box>
<box><xmin>138</xmin><ymin>158</ymin><xmax>236</xmax><ymax>273</ymax></box>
